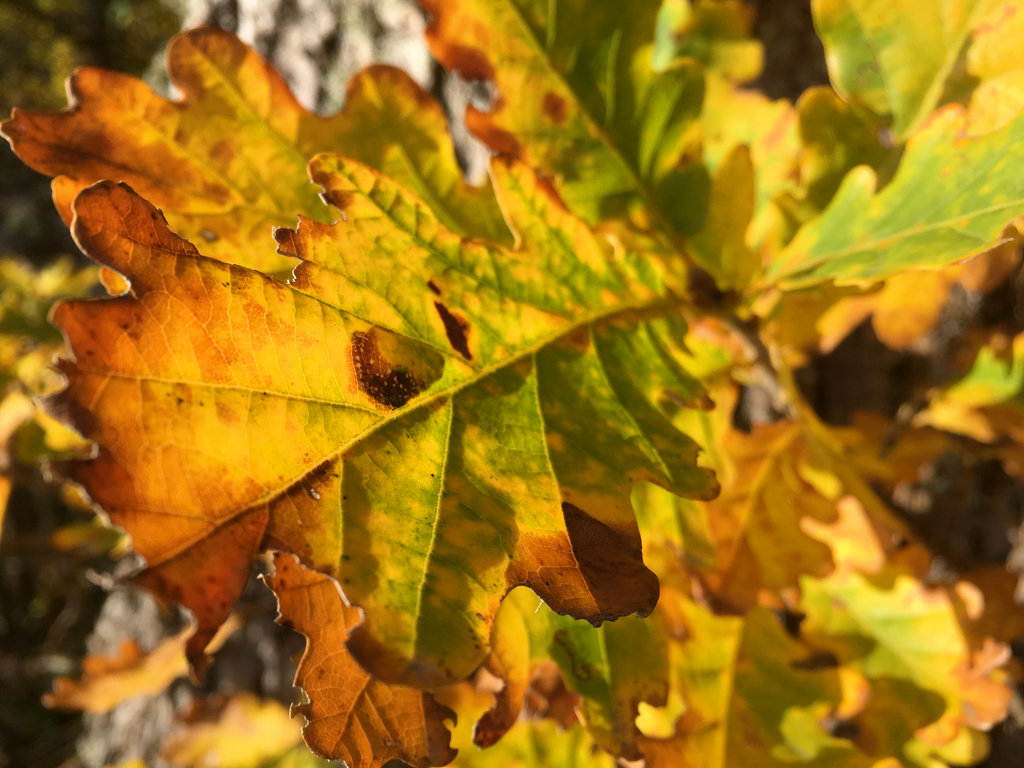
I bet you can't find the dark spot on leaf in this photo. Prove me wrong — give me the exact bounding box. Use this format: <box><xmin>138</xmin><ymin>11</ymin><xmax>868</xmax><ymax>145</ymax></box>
<box><xmin>777</xmin><ymin>609</ymin><xmax>805</xmax><ymax>638</ymax></box>
<box><xmin>825</xmin><ymin>717</ymin><xmax>859</xmax><ymax>740</ymax></box>
<box><xmin>686</xmin><ymin>264</ymin><xmax>727</xmax><ymax>308</ymax></box>
<box><xmin>542</xmin><ymin>91</ymin><xmax>567</xmax><ymax>124</ymax></box>
<box><xmin>433</xmin><ymin>301</ymin><xmax>472</xmax><ymax>360</ymax></box>
<box><xmin>349</xmin><ymin>329</ymin><xmax>426</xmax><ymax>409</ymax></box>
<box><xmin>176</xmin><ymin>397</ymin><xmax>184</xmax><ymax>405</ymax></box>
<box><xmin>427</xmin><ymin>280</ymin><xmax>441</xmax><ymax>296</ymax></box>
<box><xmin>280</xmin><ymin>618</ymin><xmax>295</xmax><ymax>630</ymax></box>
<box><xmin>209</xmin><ymin>139</ymin><xmax>235</xmax><ymax>165</ymax></box>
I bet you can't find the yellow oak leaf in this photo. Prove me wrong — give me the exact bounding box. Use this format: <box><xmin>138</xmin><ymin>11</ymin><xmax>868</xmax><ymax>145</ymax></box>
<box><xmin>51</xmin><ymin>157</ymin><xmax>714</xmax><ymax>690</ymax></box>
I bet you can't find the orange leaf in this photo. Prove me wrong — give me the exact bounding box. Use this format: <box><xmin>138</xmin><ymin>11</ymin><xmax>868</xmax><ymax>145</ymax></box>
<box><xmin>266</xmin><ymin>553</ymin><xmax>456</xmax><ymax>767</ymax></box>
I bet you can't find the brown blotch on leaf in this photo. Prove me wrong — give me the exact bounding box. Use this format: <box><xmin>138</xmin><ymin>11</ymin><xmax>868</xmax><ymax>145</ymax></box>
<box><xmin>542</xmin><ymin>92</ymin><xmax>567</xmax><ymax>124</ymax></box>
<box><xmin>561</xmin><ymin>502</ymin><xmax>659</xmax><ymax>619</ymax></box>
<box><xmin>433</xmin><ymin>301</ymin><xmax>472</xmax><ymax>360</ymax></box>
<box><xmin>350</xmin><ymin>329</ymin><xmax>426</xmax><ymax>409</ymax></box>
<box><xmin>209</xmin><ymin>139</ymin><xmax>235</xmax><ymax>165</ymax></box>
<box><xmin>427</xmin><ymin>280</ymin><xmax>441</xmax><ymax>296</ymax></box>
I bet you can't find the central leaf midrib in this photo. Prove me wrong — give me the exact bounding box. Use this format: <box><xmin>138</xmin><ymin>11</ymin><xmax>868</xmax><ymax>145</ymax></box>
<box><xmin>244</xmin><ymin>290</ymin><xmax>684</xmax><ymax>509</ymax></box>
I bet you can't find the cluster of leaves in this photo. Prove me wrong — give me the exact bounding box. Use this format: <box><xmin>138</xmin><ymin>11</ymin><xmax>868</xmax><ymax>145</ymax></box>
<box><xmin>5</xmin><ymin>1</ymin><xmax>1024</xmax><ymax>766</ymax></box>
<box><xmin>0</xmin><ymin>256</ymin><xmax>96</xmax><ymax>534</ymax></box>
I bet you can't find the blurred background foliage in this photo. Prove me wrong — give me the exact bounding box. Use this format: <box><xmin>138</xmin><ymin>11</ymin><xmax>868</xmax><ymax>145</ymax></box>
<box><xmin>0</xmin><ymin>0</ymin><xmax>183</xmax><ymax>260</ymax></box>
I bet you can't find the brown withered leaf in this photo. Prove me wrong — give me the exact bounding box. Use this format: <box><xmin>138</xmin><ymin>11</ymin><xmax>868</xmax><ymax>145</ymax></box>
<box><xmin>266</xmin><ymin>553</ymin><xmax>456</xmax><ymax>767</ymax></box>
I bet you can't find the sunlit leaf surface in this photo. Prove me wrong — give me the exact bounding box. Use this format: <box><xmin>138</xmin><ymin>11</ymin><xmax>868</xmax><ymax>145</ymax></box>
<box><xmin>1</xmin><ymin>27</ymin><xmax>506</xmax><ymax>274</ymax></box>
<box><xmin>51</xmin><ymin>156</ymin><xmax>715</xmax><ymax>687</ymax></box>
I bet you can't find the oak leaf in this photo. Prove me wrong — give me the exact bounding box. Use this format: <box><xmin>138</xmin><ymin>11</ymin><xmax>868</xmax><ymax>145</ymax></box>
<box><xmin>635</xmin><ymin>415</ymin><xmax>911</xmax><ymax>611</ymax></box>
<box><xmin>450</xmin><ymin>719</ymin><xmax>615</xmax><ymax>768</ymax></box>
<box><xmin>1</xmin><ymin>27</ymin><xmax>506</xmax><ymax>275</ymax></box>
<box><xmin>267</xmin><ymin>553</ymin><xmax>456</xmax><ymax>767</ymax></box>
<box><xmin>801</xmin><ymin>571</ymin><xmax>1010</xmax><ymax>765</ymax></box>
<box><xmin>965</xmin><ymin>2</ymin><xmax>1024</xmax><ymax>133</ymax></box>
<box><xmin>767</xmin><ymin>106</ymin><xmax>1024</xmax><ymax>288</ymax></box>
<box><xmin>699</xmin><ymin>74</ymin><xmax>799</xmax><ymax>260</ymax></box>
<box><xmin>159</xmin><ymin>693</ymin><xmax>308</xmax><ymax>768</ymax></box>
<box><xmin>51</xmin><ymin>152</ymin><xmax>715</xmax><ymax>687</ymax></box>
<box><xmin>812</xmin><ymin>0</ymin><xmax>999</xmax><ymax>138</ymax></box>
<box><xmin>917</xmin><ymin>330</ymin><xmax>1024</xmax><ymax>444</ymax></box>
<box><xmin>652</xmin><ymin>0</ymin><xmax>763</xmax><ymax>83</ymax></box>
